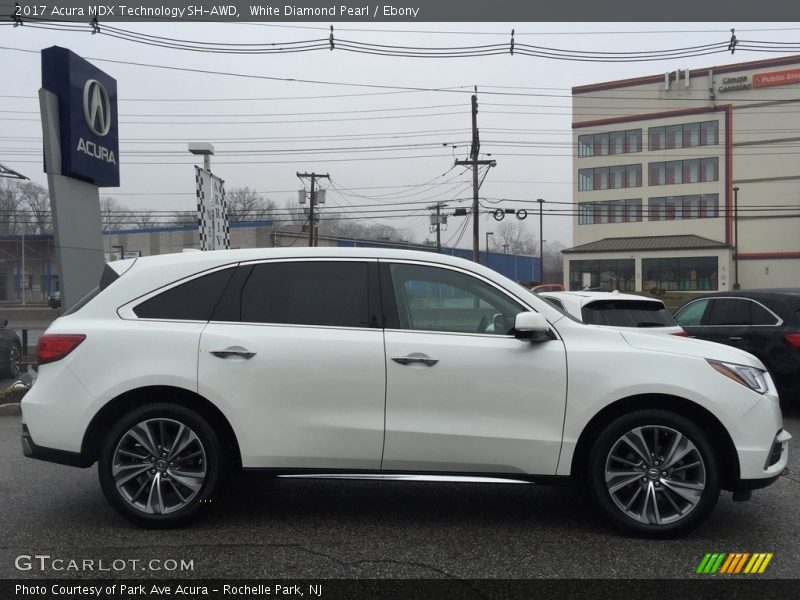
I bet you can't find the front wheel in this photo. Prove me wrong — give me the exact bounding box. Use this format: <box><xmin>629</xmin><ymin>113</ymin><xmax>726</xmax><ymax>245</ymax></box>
<box><xmin>98</xmin><ymin>403</ymin><xmax>221</xmax><ymax>527</ymax></box>
<box><xmin>587</xmin><ymin>409</ymin><xmax>720</xmax><ymax>538</ymax></box>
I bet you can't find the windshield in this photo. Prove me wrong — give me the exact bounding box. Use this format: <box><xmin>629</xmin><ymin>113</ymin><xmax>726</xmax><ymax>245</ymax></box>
<box><xmin>581</xmin><ymin>300</ymin><xmax>677</xmax><ymax>328</ymax></box>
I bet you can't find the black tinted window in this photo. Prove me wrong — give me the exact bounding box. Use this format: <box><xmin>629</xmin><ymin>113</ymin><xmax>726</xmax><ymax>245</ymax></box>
<box><xmin>134</xmin><ymin>268</ymin><xmax>235</xmax><ymax>321</ymax></box>
<box><xmin>707</xmin><ymin>299</ymin><xmax>777</xmax><ymax>326</ymax></box>
<box><xmin>581</xmin><ymin>300</ymin><xmax>676</xmax><ymax>327</ymax></box>
<box><xmin>240</xmin><ymin>261</ymin><xmax>371</xmax><ymax>327</ymax></box>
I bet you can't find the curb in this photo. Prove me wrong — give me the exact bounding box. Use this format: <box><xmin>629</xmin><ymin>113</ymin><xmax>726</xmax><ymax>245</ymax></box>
<box><xmin>0</xmin><ymin>402</ymin><xmax>22</xmax><ymax>416</ymax></box>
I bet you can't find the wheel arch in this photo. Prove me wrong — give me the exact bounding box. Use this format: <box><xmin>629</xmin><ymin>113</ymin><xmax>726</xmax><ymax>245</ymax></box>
<box><xmin>570</xmin><ymin>394</ymin><xmax>740</xmax><ymax>491</ymax></box>
<box><xmin>81</xmin><ymin>385</ymin><xmax>242</xmax><ymax>469</ymax></box>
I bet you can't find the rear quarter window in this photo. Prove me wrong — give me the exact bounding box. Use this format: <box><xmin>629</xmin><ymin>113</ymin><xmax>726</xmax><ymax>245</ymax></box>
<box><xmin>133</xmin><ymin>267</ymin><xmax>236</xmax><ymax>321</ymax></box>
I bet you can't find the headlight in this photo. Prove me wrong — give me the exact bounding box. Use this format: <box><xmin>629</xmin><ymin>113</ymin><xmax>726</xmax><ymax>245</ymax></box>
<box><xmin>707</xmin><ymin>359</ymin><xmax>769</xmax><ymax>394</ymax></box>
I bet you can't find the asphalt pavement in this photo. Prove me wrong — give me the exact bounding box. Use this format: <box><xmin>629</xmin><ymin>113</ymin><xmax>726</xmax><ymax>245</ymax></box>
<box><xmin>1</xmin><ymin>408</ymin><xmax>798</xmax><ymax>581</ymax></box>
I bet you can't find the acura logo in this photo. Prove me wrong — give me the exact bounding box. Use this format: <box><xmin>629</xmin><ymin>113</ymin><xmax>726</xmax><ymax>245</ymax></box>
<box><xmin>82</xmin><ymin>79</ymin><xmax>111</xmax><ymax>137</ymax></box>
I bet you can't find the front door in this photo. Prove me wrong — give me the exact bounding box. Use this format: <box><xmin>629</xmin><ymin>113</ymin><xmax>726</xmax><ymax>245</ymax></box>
<box><xmin>380</xmin><ymin>261</ymin><xmax>568</xmax><ymax>476</ymax></box>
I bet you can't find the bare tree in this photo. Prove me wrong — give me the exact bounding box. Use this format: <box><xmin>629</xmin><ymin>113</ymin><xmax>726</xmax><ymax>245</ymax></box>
<box><xmin>542</xmin><ymin>240</ymin><xmax>566</xmax><ymax>284</ymax></box>
<box><xmin>100</xmin><ymin>196</ymin><xmax>131</xmax><ymax>231</ymax></box>
<box><xmin>490</xmin><ymin>220</ymin><xmax>537</xmax><ymax>256</ymax></box>
<box><xmin>0</xmin><ymin>178</ymin><xmax>23</xmax><ymax>235</ymax></box>
<box><xmin>226</xmin><ymin>187</ymin><xmax>276</xmax><ymax>222</ymax></box>
<box><xmin>17</xmin><ymin>181</ymin><xmax>51</xmax><ymax>234</ymax></box>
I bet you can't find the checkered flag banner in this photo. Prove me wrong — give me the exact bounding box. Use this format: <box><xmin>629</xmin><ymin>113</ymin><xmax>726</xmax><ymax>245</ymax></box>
<box><xmin>195</xmin><ymin>166</ymin><xmax>230</xmax><ymax>251</ymax></box>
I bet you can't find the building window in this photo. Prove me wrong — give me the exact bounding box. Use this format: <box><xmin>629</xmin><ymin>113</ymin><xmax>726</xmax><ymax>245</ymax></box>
<box><xmin>642</xmin><ymin>256</ymin><xmax>718</xmax><ymax>291</ymax></box>
<box><xmin>578</xmin><ymin>199</ymin><xmax>642</xmax><ymax>225</ymax></box>
<box><xmin>579</xmin><ymin>164</ymin><xmax>641</xmax><ymax>191</ymax></box>
<box><xmin>578</xmin><ymin>135</ymin><xmax>593</xmax><ymax>157</ymax></box>
<box><xmin>649</xmin><ymin>157</ymin><xmax>719</xmax><ymax>186</ymax></box>
<box><xmin>648</xmin><ymin>194</ymin><xmax>718</xmax><ymax>221</ymax></box>
<box><xmin>700</xmin><ymin>157</ymin><xmax>719</xmax><ymax>182</ymax></box>
<box><xmin>649</xmin><ymin>120</ymin><xmax>720</xmax><ymax>151</ymax></box>
<box><xmin>577</xmin><ymin>129</ymin><xmax>642</xmax><ymax>157</ymax></box>
<box><xmin>569</xmin><ymin>259</ymin><xmax>636</xmax><ymax>291</ymax></box>
<box><xmin>700</xmin><ymin>121</ymin><xmax>719</xmax><ymax>146</ymax></box>
<box><xmin>649</xmin><ymin>127</ymin><xmax>665</xmax><ymax>151</ymax></box>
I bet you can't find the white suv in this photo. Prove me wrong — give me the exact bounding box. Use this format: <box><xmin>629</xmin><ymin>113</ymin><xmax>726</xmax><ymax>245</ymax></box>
<box><xmin>21</xmin><ymin>249</ymin><xmax>789</xmax><ymax>537</ymax></box>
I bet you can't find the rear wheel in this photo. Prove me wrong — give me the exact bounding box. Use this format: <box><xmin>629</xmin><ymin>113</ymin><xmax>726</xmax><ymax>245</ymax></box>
<box><xmin>587</xmin><ymin>409</ymin><xmax>720</xmax><ymax>537</ymax></box>
<box><xmin>5</xmin><ymin>342</ymin><xmax>20</xmax><ymax>378</ymax></box>
<box><xmin>98</xmin><ymin>403</ymin><xmax>221</xmax><ymax>527</ymax></box>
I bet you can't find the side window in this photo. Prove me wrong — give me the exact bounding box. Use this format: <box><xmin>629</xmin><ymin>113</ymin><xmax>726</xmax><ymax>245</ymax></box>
<box><xmin>707</xmin><ymin>299</ymin><xmax>759</xmax><ymax>326</ymax></box>
<box><xmin>388</xmin><ymin>263</ymin><xmax>524</xmax><ymax>335</ymax></box>
<box><xmin>238</xmin><ymin>261</ymin><xmax>373</xmax><ymax>328</ymax></box>
<box><xmin>674</xmin><ymin>299</ymin><xmax>710</xmax><ymax>327</ymax></box>
<box><xmin>134</xmin><ymin>267</ymin><xmax>235</xmax><ymax>321</ymax></box>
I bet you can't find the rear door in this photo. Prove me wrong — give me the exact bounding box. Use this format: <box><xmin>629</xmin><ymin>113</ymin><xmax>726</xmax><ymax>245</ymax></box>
<box><xmin>703</xmin><ymin>297</ymin><xmax>783</xmax><ymax>359</ymax></box>
<box><xmin>198</xmin><ymin>259</ymin><xmax>387</xmax><ymax>470</ymax></box>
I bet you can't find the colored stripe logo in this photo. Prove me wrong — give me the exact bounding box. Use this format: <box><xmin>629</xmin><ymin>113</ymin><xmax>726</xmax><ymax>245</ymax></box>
<box><xmin>696</xmin><ymin>553</ymin><xmax>773</xmax><ymax>574</ymax></box>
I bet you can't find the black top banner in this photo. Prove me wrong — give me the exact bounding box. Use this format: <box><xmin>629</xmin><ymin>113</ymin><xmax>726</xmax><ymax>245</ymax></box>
<box><xmin>7</xmin><ymin>0</ymin><xmax>800</xmax><ymax>22</ymax></box>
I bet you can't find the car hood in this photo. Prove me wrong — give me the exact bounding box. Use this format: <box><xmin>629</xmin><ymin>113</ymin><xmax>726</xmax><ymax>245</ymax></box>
<box><xmin>619</xmin><ymin>329</ymin><xmax>767</xmax><ymax>370</ymax></box>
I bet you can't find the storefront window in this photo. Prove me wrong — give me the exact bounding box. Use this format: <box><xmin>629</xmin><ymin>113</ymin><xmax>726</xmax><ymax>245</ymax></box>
<box><xmin>642</xmin><ymin>257</ymin><xmax>718</xmax><ymax>291</ymax></box>
<box><xmin>569</xmin><ymin>259</ymin><xmax>636</xmax><ymax>291</ymax></box>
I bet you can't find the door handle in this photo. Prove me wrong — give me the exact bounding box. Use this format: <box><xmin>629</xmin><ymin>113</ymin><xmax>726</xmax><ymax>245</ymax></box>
<box><xmin>392</xmin><ymin>355</ymin><xmax>439</xmax><ymax>367</ymax></box>
<box><xmin>211</xmin><ymin>349</ymin><xmax>256</xmax><ymax>359</ymax></box>
<box><xmin>728</xmin><ymin>336</ymin><xmax>743</xmax><ymax>341</ymax></box>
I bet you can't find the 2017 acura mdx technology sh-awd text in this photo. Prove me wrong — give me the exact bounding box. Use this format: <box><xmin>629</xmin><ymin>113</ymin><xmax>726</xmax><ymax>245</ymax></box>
<box><xmin>21</xmin><ymin>248</ymin><xmax>790</xmax><ymax>537</ymax></box>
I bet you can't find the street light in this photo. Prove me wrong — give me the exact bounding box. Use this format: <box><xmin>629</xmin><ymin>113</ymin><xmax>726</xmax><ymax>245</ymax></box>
<box><xmin>485</xmin><ymin>231</ymin><xmax>494</xmax><ymax>265</ymax></box>
<box><xmin>536</xmin><ymin>199</ymin><xmax>545</xmax><ymax>284</ymax></box>
<box><xmin>188</xmin><ymin>142</ymin><xmax>214</xmax><ymax>172</ymax></box>
<box><xmin>733</xmin><ymin>186</ymin><xmax>740</xmax><ymax>289</ymax></box>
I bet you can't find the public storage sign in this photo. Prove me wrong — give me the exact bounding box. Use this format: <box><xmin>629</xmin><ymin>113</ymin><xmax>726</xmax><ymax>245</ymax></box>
<box><xmin>753</xmin><ymin>68</ymin><xmax>800</xmax><ymax>88</ymax></box>
<box><xmin>41</xmin><ymin>46</ymin><xmax>120</xmax><ymax>187</ymax></box>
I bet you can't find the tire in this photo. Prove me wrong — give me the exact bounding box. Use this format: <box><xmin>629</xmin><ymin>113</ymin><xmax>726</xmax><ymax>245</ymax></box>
<box><xmin>587</xmin><ymin>409</ymin><xmax>720</xmax><ymax>538</ymax></box>
<box><xmin>5</xmin><ymin>342</ymin><xmax>20</xmax><ymax>378</ymax></box>
<box><xmin>98</xmin><ymin>403</ymin><xmax>222</xmax><ymax>528</ymax></box>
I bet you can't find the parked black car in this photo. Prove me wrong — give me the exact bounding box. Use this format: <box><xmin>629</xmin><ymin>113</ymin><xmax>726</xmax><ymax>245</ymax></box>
<box><xmin>0</xmin><ymin>319</ymin><xmax>22</xmax><ymax>378</ymax></box>
<box><xmin>674</xmin><ymin>289</ymin><xmax>800</xmax><ymax>402</ymax></box>
<box><xmin>47</xmin><ymin>291</ymin><xmax>61</xmax><ymax>309</ymax></box>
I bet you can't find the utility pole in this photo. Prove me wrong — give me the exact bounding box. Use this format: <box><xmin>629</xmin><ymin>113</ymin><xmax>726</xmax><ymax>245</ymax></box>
<box><xmin>455</xmin><ymin>93</ymin><xmax>496</xmax><ymax>263</ymax></box>
<box><xmin>297</xmin><ymin>172</ymin><xmax>329</xmax><ymax>247</ymax></box>
<box><xmin>537</xmin><ymin>198</ymin><xmax>545</xmax><ymax>283</ymax></box>
<box><xmin>428</xmin><ymin>202</ymin><xmax>448</xmax><ymax>253</ymax></box>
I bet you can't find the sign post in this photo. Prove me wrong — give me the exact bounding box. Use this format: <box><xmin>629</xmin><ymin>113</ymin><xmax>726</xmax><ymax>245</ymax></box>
<box><xmin>40</xmin><ymin>46</ymin><xmax>120</xmax><ymax>310</ymax></box>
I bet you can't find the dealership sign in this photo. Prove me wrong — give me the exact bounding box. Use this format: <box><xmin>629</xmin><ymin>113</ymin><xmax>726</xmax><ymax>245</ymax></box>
<box><xmin>753</xmin><ymin>68</ymin><xmax>800</xmax><ymax>88</ymax></box>
<box><xmin>41</xmin><ymin>46</ymin><xmax>120</xmax><ymax>187</ymax></box>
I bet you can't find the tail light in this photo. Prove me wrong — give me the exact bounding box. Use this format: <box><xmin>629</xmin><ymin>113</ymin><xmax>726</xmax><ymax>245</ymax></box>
<box><xmin>37</xmin><ymin>334</ymin><xmax>86</xmax><ymax>365</ymax></box>
<box><xmin>785</xmin><ymin>333</ymin><xmax>800</xmax><ymax>349</ymax></box>
<box><xmin>671</xmin><ymin>331</ymin><xmax>689</xmax><ymax>337</ymax></box>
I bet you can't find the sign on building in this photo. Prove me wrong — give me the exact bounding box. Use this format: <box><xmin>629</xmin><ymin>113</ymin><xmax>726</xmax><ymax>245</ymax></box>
<box><xmin>195</xmin><ymin>166</ymin><xmax>229</xmax><ymax>251</ymax></box>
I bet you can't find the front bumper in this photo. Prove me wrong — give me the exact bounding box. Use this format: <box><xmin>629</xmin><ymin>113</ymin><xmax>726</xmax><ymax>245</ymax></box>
<box><xmin>21</xmin><ymin>423</ymin><xmax>93</xmax><ymax>468</ymax></box>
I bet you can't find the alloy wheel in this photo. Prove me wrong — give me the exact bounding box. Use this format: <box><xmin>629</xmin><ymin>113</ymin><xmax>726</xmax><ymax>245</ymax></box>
<box><xmin>9</xmin><ymin>343</ymin><xmax>20</xmax><ymax>377</ymax></box>
<box><xmin>604</xmin><ymin>425</ymin><xmax>706</xmax><ymax>526</ymax></box>
<box><xmin>112</xmin><ymin>418</ymin><xmax>207</xmax><ymax>515</ymax></box>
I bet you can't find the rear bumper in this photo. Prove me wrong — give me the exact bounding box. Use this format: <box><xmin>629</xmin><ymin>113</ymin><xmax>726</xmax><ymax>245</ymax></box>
<box><xmin>21</xmin><ymin>423</ymin><xmax>93</xmax><ymax>468</ymax></box>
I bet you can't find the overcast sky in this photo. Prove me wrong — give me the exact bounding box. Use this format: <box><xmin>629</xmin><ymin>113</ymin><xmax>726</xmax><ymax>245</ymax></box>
<box><xmin>2</xmin><ymin>21</ymin><xmax>799</xmax><ymax>248</ymax></box>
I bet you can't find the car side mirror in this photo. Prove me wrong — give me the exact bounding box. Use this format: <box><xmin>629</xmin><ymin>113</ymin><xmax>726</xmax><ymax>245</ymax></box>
<box><xmin>514</xmin><ymin>312</ymin><xmax>552</xmax><ymax>342</ymax></box>
<box><xmin>0</xmin><ymin>319</ymin><xmax>7</xmax><ymax>328</ymax></box>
